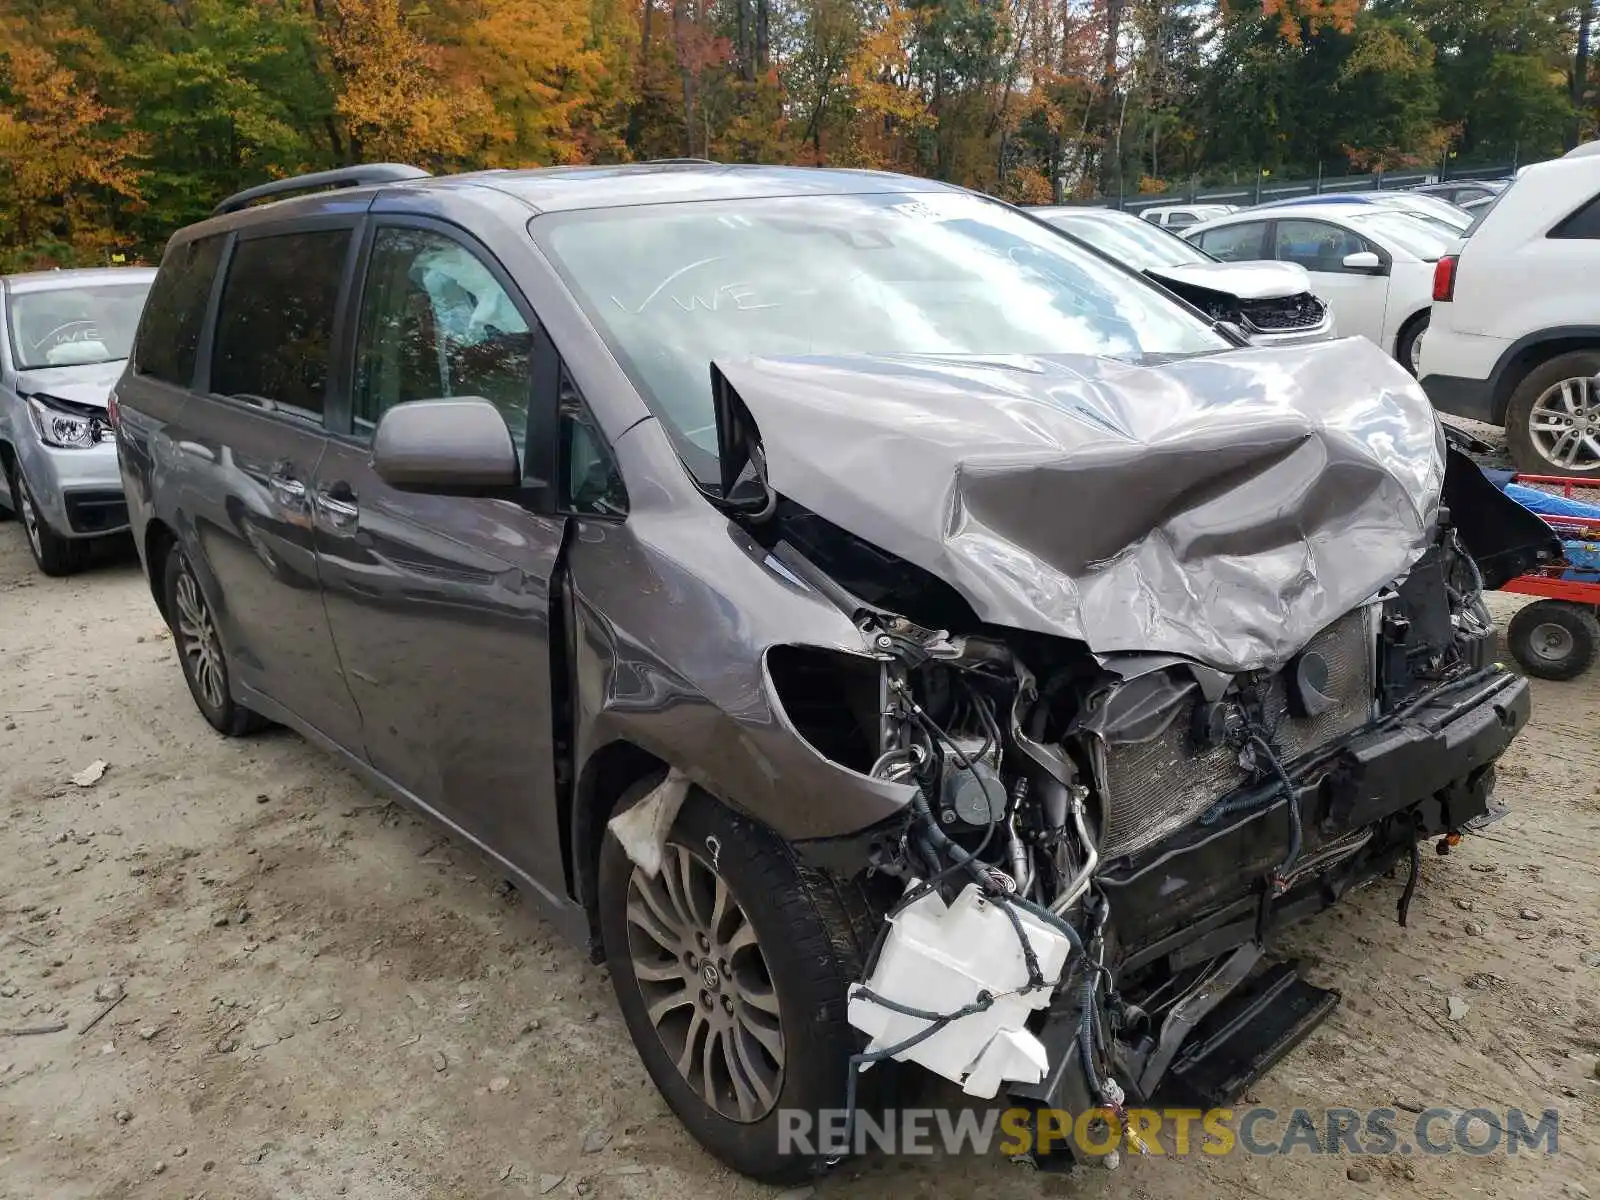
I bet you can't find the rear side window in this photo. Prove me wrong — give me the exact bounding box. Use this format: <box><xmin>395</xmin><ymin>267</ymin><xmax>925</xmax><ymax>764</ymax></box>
<box><xmin>211</xmin><ymin>229</ymin><xmax>351</xmax><ymax>416</ymax></box>
<box><xmin>1549</xmin><ymin>192</ymin><xmax>1600</xmax><ymax>239</ymax></box>
<box><xmin>133</xmin><ymin>235</ymin><xmax>224</xmax><ymax>386</ymax></box>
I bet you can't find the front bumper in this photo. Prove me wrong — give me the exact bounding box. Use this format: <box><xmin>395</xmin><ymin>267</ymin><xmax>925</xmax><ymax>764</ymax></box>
<box><xmin>1244</xmin><ymin>316</ymin><xmax>1337</xmax><ymax>349</ymax></box>
<box><xmin>1102</xmin><ymin>666</ymin><xmax>1529</xmax><ymax>965</ymax></box>
<box><xmin>1015</xmin><ymin>668</ymin><xmax>1529</xmax><ymax>1120</ymax></box>
<box><xmin>15</xmin><ymin>436</ymin><xmax>128</xmax><ymax>539</ymax></box>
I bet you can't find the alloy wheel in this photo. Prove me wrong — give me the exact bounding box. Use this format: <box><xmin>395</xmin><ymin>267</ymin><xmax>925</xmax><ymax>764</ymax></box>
<box><xmin>16</xmin><ymin>479</ymin><xmax>42</xmax><ymax>560</ymax></box>
<box><xmin>624</xmin><ymin>843</ymin><xmax>785</xmax><ymax>1123</ymax></box>
<box><xmin>174</xmin><ymin>567</ymin><xmax>227</xmax><ymax>711</ymax></box>
<box><xmin>1528</xmin><ymin>376</ymin><xmax>1600</xmax><ymax>471</ymax></box>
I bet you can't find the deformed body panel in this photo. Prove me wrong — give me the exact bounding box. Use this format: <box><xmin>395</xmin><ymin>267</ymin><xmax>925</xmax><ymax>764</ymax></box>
<box><xmin>562</xmin><ymin>425</ymin><xmax>916</xmax><ymax>846</ymax></box>
<box><xmin>716</xmin><ymin>338</ymin><xmax>1445</xmax><ymax>673</ymax></box>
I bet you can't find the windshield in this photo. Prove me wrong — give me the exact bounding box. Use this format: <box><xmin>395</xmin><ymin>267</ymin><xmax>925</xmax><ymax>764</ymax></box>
<box><xmin>1376</xmin><ymin>194</ymin><xmax>1472</xmax><ymax>231</ymax></box>
<box><xmin>1044</xmin><ymin>212</ymin><xmax>1212</xmax><ymax>269</ymax></box>
<box><xmin>1347</xmin><ymin>212</ymin><xmax>1455</xmax><ymax>261</ymax></box>
<box><xmin>7</xmin><ymin>282</ymin><xmax>150</xmax><ymax>370</ymax></box>
<box><xmin>536</xmin><ymin>191</ymin><xmax>1226</xmax><ymax>479</ymax></box>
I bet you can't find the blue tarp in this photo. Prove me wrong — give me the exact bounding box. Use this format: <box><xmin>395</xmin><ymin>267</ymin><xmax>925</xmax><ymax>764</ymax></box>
<box><xmin>1496</xmin><ymin>480</ymin><xmax>1600</xmax><ymax>575</ymax></box>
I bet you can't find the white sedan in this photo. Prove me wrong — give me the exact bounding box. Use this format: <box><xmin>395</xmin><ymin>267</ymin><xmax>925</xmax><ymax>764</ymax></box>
<box><xmin>1182</xmin><ymin>203</ymin><xmax>1454</xmax><ymax>372</ymax></box>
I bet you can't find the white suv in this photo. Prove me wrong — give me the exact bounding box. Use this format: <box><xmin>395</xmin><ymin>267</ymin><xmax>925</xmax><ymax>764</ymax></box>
<box><xmin>1419</xmin><ymin>153</ymin><xmax>1600</xmax><ymax>475</ymax></box>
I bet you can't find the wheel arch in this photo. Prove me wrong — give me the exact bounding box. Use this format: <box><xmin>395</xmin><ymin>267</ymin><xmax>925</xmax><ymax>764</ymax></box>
<box><xmin>1489</xmin><ymin>327</ymin><xmax>1600</xmax><ymax>424</ymax></box>
<box><xmin>0</xmin><ymin>438</ymin><xmax>15</xmax><ymax>506</ymax></box>
<box><xmin>1395</xmin><ymin>308</ymin><xmax>1430</xmax><ymax>373</ymax></box>
<box><xmin>570</xmin><ymin>739</ymin><xmax>670</xmax><ymax>921</ymax></box>
<box><xmin>143</xmin><ymin>517</ymin><xmax>179</xmax><ymax>622</ymax></box>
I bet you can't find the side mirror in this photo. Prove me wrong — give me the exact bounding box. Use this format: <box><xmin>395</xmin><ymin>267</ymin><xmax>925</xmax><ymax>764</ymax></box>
<box><xmin>1342</xmin><ymin>250</ymin><xmax>1384</xmax><ymax>273</ymax></box>
<box><xmin>371</xmin><ymin>397</ymin><xmax>520</xmax><ymax>493</ymax></box>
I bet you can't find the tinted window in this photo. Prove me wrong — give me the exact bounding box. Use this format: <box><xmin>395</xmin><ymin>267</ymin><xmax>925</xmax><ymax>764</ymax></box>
<box><xmin>1196</xmin><ymin>222</ymin><xmax>1269</xmax><ymax>261</ymax></box>
<box><xmin>1550</xmin><ymin>192</ymin><xmax>1600</xmax><ymax>239</ymax></box>
<box><xmin>536</xmin><ymin>191</ymin><xmax>1226</xmax><ymax>482</ymax></box>
<box><xmin>135</xmin><ymin>236</ymin><xmax>223</xmax><ymax>385</ymax></box>
<box><xmin>352</xmin><ymin>227</ymin><xmax>533</xmax><ymax>451</ymax></box>
<box><xmin>1272</xmin><ymin>219</ymin><xmax>1369</xmax><ymax>272</ymax></box>
<box><xmin>1165</xmin><ymin>212</ymin><xmax>1198</xmax><ymax>228</ymax></box>
<box><xmin>211</xmin><ymin>230</ymin><xmax>350</xmax><ymax>415</ymax></box>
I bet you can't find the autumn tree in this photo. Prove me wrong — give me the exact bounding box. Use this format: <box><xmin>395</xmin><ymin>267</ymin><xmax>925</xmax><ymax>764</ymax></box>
<box><xmin>0</xmin><ymin>0</ymin><xmax>1592</xmax><ymax>265</ymax></box>
<box><xmin>454</xmin><ymin>0</ymin><xmax>636</xmax><ymax>165</ymax></box>
<box><xmin>0</xmin><ymin>34</ymin><xmax>143</xmax><ymax>267</ymax></box>
<box><xmin>322</xmin><ymin>0</ymin><xmax>492</xmax><ymax>166</ymax></box>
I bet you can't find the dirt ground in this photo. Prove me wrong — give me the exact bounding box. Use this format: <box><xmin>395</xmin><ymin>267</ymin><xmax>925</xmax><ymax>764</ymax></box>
<box><xmin>1</xmin><ymin>519</ymin><xmax>1596</xmax><ymax>1200</ymax></box>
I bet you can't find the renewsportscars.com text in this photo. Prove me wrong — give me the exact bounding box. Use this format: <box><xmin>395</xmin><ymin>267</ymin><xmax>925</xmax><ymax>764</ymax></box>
<box><xmin>778</xmin><ymin>1105</ymin><xmax>1562</xmax><ymax>1158</ymax></box>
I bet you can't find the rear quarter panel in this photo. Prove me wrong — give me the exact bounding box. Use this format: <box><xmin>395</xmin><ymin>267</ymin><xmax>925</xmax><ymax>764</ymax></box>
<box><xmin>1451</xmin><ymin>164</ymin><xmax>1600</xmax><ymax>342</ymax></box>
<box><xmin>114</xmin><ymin>369</ymin><xmax>190</xmax><ymax>587</ymax></box>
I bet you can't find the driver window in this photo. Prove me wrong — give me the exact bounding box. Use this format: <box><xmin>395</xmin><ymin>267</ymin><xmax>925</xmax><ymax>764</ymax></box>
<box><xmin>352</xmin><ymin>227</ymin><xmax>533</xmax><ymax>450</ymax></box>
<box><xmin>1272</xmin><ymin>220</ymin><xmax>1369</xmax><ymax>273</ymax></box>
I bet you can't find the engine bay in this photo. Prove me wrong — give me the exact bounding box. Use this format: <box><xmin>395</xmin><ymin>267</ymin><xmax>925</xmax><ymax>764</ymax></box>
<box><xmin>758</xmin><ymin>476</ymin><xmax>1529</xmax><ymax>1161</ymax></box>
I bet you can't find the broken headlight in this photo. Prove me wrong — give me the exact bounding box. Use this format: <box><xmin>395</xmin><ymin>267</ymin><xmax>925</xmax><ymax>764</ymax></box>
<box><xmin>27</xmin><ymin>393</ymin><xmax>112</xmax><ymax>449</ymax></box>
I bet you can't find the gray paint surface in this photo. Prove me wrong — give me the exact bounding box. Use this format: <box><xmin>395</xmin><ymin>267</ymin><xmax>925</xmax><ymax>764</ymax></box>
<box><xmin>718</xmin><ymin>337</ymin><xmax>1443</xmax><ymax>672</ymax></box>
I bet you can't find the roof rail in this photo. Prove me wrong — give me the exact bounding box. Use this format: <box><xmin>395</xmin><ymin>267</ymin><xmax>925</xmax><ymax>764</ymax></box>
<box><xmin>212</xmin><ymin>164</ymin><xmax>431</xmax><ymax>217</ymax></box>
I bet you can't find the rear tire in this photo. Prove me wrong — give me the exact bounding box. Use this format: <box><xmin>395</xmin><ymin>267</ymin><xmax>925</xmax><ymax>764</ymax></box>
<box><xmin>599</xmin><ymin>781</ymin><xmax>881</xmax><ymax>1183</ymax></box>
<box><xmin>162</xmin><ymin>548</ymin><xmax>269</xmax><ymax>736</ymax></box>
<box><xmin>1397</xmin><ymin>312</ymin><xmax>1429</xmax><ymax>376</ymax></box>
<box><xmin>1505</xmin><ymin>350</ymin><xmax>1600</xmax><ymax>477</ymax></box>
<box><xmin>7</xmin><ymin>462</ymin><xmax>84</xmax><ymax>577</ymax></box>
<box><xmin>1506</xmin><ymin>600</ymin><xmax>1599</xmax><ymax>681</ymax></box>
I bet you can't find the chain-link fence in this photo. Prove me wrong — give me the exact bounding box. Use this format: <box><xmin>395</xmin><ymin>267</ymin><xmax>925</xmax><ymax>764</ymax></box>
<box><xmin>1083</xmin><ymin>161</ymin><xmax>1517</xmax><ymax>213</ymax></box>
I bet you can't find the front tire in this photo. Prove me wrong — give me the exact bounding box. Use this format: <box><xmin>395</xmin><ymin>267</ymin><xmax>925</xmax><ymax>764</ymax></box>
<box><xmin>8</xmin><ymin>463</ymin><xmax>84</xmax><ymax>577</ymax></box>
<box><xmin>162</xmin><ymin>549</ymin><xmax>268</xmax><ymax>736</ymax></box>
<box><xmin>1506</xmin><ymin>600</ymin><xmax>1599</xmax><ymax>681</ymax></box>
<box><xmin>1505</xmin><ymin>350</ymin><xmax>1600</xmax><ymax>477</ymax></box>
<box><xmin>599</xmin><ymin>783</ymin><xmax>878</xmax><ymax>1182</ymax></box>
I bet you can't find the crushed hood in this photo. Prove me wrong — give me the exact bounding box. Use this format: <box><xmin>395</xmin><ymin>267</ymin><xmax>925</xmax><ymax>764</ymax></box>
<box><xmin>15</xmin><ymin>362</ymin><xmax>125</xmax><ymax>410</ymax></box>
<box><xmin>714</xmin><ymin>339</ymin><xmax>1444</xmax><ymax>673</ymax></box>
<box><xmin>1145</xmin><ymin>260</ymin><xmax>1315</xmax><ymax>301</ymax></box>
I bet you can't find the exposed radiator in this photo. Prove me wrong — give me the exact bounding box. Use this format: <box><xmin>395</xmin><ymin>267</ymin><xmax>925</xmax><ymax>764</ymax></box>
<box><xmin>1093</xmin><ymin>608</ymin><xmax>1376</xmax><ymax>861</ymax></box>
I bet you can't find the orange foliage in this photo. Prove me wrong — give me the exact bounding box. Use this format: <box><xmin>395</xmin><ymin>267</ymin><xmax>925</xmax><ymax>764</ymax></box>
<box><xmin>843</xmin><ymin>0</ymin><xmax>928</xmax><ymax>171</ymax></box>
<box><xmin>0</xmin><ymin>33</ymin><xmax>143</xmax><ymax>261</ymax></box>
<box><xmin>324</xmin><ymin>0</ymin><xmax>492</xmax><ymax>165</ymax></box>
<box><xmin>1257</xmin><ymin>0</ymin><xmax>1360</xmax><ymax>46</ymax></box>
<box><xmin>456</xmin><ymin>0</ymin><xmax>636</xmax><ymax>166</ymax></box>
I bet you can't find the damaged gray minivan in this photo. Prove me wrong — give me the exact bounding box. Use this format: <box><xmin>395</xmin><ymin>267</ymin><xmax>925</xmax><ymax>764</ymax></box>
<box><xmin>114</xmin><ymin>162</ymin><xmax>1556</xmax><ymax>1181</ymax></box>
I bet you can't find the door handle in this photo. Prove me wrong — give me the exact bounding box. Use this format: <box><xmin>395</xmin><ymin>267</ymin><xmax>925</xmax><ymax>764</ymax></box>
<box><xmin>316</xmin><ymin>485</ymin><xmax>359</xmax><ymax>527</ymax></box>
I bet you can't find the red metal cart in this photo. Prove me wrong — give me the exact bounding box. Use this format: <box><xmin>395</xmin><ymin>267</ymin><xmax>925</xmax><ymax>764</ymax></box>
<box><xmin>1496</xmin><ymin>474</ymin><xmax>1600</xmax><ymax>680</ymax></box>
